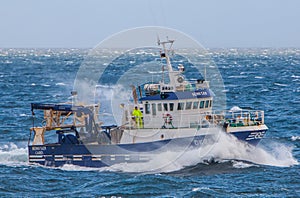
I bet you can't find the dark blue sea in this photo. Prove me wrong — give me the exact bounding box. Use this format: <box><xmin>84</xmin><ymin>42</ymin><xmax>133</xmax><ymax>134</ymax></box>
<box><xmin>0</xmin><ymin>48</ymin><xmax>299</xmax><ymax>197</ymax></box>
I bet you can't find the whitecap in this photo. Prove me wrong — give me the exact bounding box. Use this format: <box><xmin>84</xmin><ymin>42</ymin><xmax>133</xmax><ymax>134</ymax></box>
<box><xmin>148</xmin><ymin>70</ymin><xmax>162</xmax><ymax>74</ymax></box>
<box><xmin>58</xmin><ymin>164</ymin><xmax>100</xmax><ymax>172</ymax></box>
<box><xmin>55</xmin><ymin>82</ymin><xmax>66</xmax><ymax>86</ymax></box>
<box><xmin>192</xmin><ymin>187</ymin><xmax>210</xmax><ymax>192</ymax></box>
<box><xmin>4</xmin><ymin>60</ymin><xmax>13</xmax><ymax>64</ymax></box>
<box><xmin>228</xmin><ymin>75</ymin><xmax>247</xmax><ymax>79</ymax></box>
<box><xmin>0</xmin><ymin>143</ymin><xmax>28</xmax><ymax>166</ymax></box>
<box><xmin>232</xmin><ymin>160</ymin><xmax>258</xmax><ymax>169</ymax></box>
<box><xmin>255</xmin><ymin>76</ymin><xmax>264</xmax><ymax>79</ymax></box>
<box><xmin>229</xmin><ymin>106</ymin><xmax>243</xmax><ymax>111</ymax></box>
<box><xmin>291</xmin><ymin>136</ymin><xmax>300</xmax><ymax>141</ymax></box>
<box><xmin>274</xmin><ymin>83</ymin><xmax>288</xmax><ymax>87</ymax></box>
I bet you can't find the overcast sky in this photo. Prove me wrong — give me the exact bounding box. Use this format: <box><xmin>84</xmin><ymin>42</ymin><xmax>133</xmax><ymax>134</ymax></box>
<box><xmin>1</xmin><ymin>0</ymin><xmax>300</xmax><ymax>48</ymax></box>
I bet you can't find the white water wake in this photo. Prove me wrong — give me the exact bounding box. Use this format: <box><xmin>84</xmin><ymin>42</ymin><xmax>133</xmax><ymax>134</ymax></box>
<box><xmin>0</xmin><ymin>132</ymin><xmax>298</xmax><ymax>173</ymax></box>
<box><xmin>200</xmin><ymin>132</ymin><xmax>299</xmax><ymax>168</ymax></box>
<box><xmin>103</xmin><ymin>132</ymin><xmax>299</xmax><ymax>173</ymax></box>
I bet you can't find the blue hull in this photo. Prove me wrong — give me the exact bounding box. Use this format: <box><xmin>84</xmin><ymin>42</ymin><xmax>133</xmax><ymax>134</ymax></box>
<box><xmin>28</xmin><ymin>130</ymin><xmax>267</xmax><ymax>167</ymax></box>
<box><xmin>231</xmin><ymin>129</ymin><xmax>267</xmax><ymax>146</ymax></box>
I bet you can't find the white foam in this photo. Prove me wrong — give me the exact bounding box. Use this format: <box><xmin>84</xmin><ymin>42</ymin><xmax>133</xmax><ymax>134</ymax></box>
<box><xmin>55</xmin><ymin>82</ymin><xmax>66</xmax><ymax>86</ymax></box>
<box><xmin>100</xmin><ymin>131</ymin><xmax>298</xmax><ymax>173</ymax></box>
<box><xmin>19</xmin><ymin>113</ymin><xmax>28</xmax><ymax>117</ymax></box>
<box><xmin>228</xmin><ymin>75</ymin><xmax>247</xmax><ymax>79</ymax></box>
<box><xmin>59</xmin><ymin>164</ymin><xmax>100</xmax><ymax>172</ymax></box>
<box><xmin>291</xmin><ymin>136</ymin><xmax>300</xmax><ymax>141</ymax></box>
<box><xmin>232</xmin><ymin>160</ymin><xmax>258</xmax><ymax>169</ymax></box>
<box><xmin>291</xmin><ymin>75</ymin><xmax>300</xmax><ymax>79</ymax></box>
<box><xmin>255</xmin><ymin>76</ymin><xmax>264</xmax><ymax>79</ymax></box>
<box><xmin>0</xmin><ymin>143</ymin><xmax>28</xmax><ymax>166</ymax></box>
<box><xmin>148</xmin><ymin>70</ymin><xmax>163</xmax><ymax>74</ymax></box>
<box><xmin>274</xmin><ymin>82</ymin><xmax>288</xmax><ymax>87</ymax></box>
<box><xmin>200</xmin><ymin>132</ymin><xmax>298</xmax><ymax>168</ymax></box>
<box><xmin>192</xmin><ymin>187</ymin><xmax>210</xmax><ymax>192</ymax></box>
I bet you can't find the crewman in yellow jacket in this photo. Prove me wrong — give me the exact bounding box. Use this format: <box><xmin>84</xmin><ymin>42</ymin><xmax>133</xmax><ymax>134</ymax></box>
<box><xmin>132</xmin><ymin>106</ymin><xmax>143</xmax><ymax>128</ymax></box>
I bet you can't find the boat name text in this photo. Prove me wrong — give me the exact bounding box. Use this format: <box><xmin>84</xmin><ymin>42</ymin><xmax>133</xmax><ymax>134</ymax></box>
<box><xmin>32</xmin><ymin>146</ymin><xmax>46</xmax><ymax>151</ymax></box>
<box><xmin>192</xmin><ymin>91</ymin><xmax>208</xmax><ymax>97</ymax></box>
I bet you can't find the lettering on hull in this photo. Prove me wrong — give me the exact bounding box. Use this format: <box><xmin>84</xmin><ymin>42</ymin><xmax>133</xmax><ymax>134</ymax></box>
<box><xmin>246</xmin><ymin>131</ymin><xmax>266</xmax><ymax>141</ymax></box>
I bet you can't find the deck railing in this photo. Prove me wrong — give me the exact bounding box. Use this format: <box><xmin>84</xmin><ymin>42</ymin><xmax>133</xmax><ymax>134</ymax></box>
<box><xmin>181</xmin><ymin>109</ymin><xmax>265</xmax><ymax>129</ymax></box>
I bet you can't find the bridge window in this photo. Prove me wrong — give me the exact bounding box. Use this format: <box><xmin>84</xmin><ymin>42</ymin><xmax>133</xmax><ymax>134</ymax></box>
<box><xmin>209</xmin><ymin>100</ymin><xmax>213</xmax><ymax>107</ymax></box>
<box><xmin>157</xmin><ymin>103</ymin><xmax>162</xmax><ymax>111</ymax></box>
<box><xmin>186</xmin><ymin>102</ymin><xmax>192</xmax><ymax>110</ymax></box>
<box><xmin>152</xmin><ymin>103</ymin><xmax>156</xmax><ymax>116</ymax></box>
<box><xmin>169</xmin><ymin>103</ymin><xmax>174</xmax><ymax>111</ymax></box>
<box><xmin>193</xmin><ymin>101</ymin><xmax>199</xmax><ymax>109</ymax></box>
<box><xmin>163</xmin><ymin>103</ymin><xmax>168</xmax><ymax>111</ymax></box>
<box><xmin>177</xmin><ymin>102</ymin><xmax>185</xmax><ymax>110</ymax></box>
<box><xmin>205</xmin><ymin>100</ymin><xmax>209</xmax><ymax>108</ymax></box>
<box><xmin>145</xmin><ymin>103</ymin><xmax>150</xmax><ymax>114</ymax></box>
<box><xmin>200</xmin><ymin>101</ymin><xmax>204</xmax><ymax>109</ymax></box>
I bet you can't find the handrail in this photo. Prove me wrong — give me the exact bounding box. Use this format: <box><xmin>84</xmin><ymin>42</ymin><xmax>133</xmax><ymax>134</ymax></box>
<box><xmin>183</xmin><ymin>109</ymin><xmax>265</xmax><ymax>129</ymax></box>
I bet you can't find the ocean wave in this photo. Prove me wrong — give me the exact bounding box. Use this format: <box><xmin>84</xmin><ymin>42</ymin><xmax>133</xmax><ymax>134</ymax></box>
<box><xmin>0</xmin><ymin>143</ymin><xmax>28</xmax><ymax>166</ymax></box>
<box><xmin>148</xmin><ymin>70</ymin><xmax>163</xmax><ymax>74</ymax></box>
<box><xmin>291</xmin><ymin>136</ymin><xmax>300</xmax><ymax>141</ymax></box>
<box><xmin>255</xmin><ymin>76</ymin><xmax>264</xmax><ymax>79</ymax></box>
<box><xmin>232</xmin><ymin>160</ymin><xmax>258</xmax><ymax>169</ymax></box>
<box><xmin>274</xmin><ymin>82</ymin><xmax>288</xmax><ymax>87</ymax></box>
<box><xmin>228</xmin><ymin>75</ymin><xmax>248</xmax><ymax>79</ymax></box>
<box><xmin>55</xmin><ymin>82</ymin><xmax>66</xmax><ymax>86</ymax></box>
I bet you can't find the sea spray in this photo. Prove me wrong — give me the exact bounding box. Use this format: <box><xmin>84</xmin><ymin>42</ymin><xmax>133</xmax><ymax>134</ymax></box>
<box><xmin>194</xmin><ymin>131</ymin><xmax>298</xmax><ymax>168</ymax></box>
<box><xmin>96</xmin><ymin>130</ymin><xmax>298</xmax><ymax>173</ymax></box>
<box><xmin>0</xmin><ymin>143</ymin><xmax>28</xmax><ymax>166</ymax></box>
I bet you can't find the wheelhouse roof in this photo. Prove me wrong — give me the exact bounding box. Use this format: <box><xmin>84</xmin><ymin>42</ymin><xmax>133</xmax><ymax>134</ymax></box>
<box><xmin>31</xmin><ymin>103</ymin><xmax>92</xmax><ymax>112</ymax></box>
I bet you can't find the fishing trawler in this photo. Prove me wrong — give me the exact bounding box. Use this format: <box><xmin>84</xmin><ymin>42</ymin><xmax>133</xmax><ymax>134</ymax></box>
<box><xmin>28</xmin><ymin>39</ymin><xmax>268</xmax><ymax>167</ymax></box>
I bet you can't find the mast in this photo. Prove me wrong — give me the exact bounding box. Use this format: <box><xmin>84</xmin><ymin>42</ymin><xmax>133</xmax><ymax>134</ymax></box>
<box><xmin>158</xmin><ymin>39</ymin><xmax>174</xmax><ymax>72</ymax></box>
<box><xmin>158</xmin><ymin>38</ymin><xmax>177</xmax><ymax>86</ymax></box>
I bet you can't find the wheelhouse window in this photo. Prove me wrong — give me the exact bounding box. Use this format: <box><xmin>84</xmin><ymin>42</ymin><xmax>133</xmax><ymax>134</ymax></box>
<box><xmin>209</xmin><ymin>100</ymin><xmax>213</xmax><ymax>107</ymax></box>
<box><xmin>177</xmin><ymin>102</ymin><xmax>185</xmax><ymax>110</ymax></box>
<box><xmin>193</xmin><ymin>101</ymin><xmax>199</xmax><ymax>109</ymax></box>
<box><xmin>205</xmin><ymin>100</ymin><xmax>209</xmax><ymax>108</ymax></box>
<box><xmin>169</xmin><ymin>103</ymin><xmax>174</xmax><ymax>111</ymax></box>
<box><xmin>157</xmin><ymin>103</ymin><xmax>162</xmax><ymax>111</ymax></box>
<box><xmin>163</xmin><ymin>103</ymin><xmax>168</xmax><ymax>111</ymax></box>
<box><xmin>151</xmin><ymin>103</ymin><xmax>156</xmax><ymax>116</ymax></box>
<box><xmin>199</xmin><ymin>101</ymin><xmax>204</xmax><ymax>109</ymax></box>
<box><xmin>186</xmin><ymin>102</ymin><xmax>192</xmax><ymax>110</ymax></box>
<box><xmin>145</xmin><ymin>103</ymin><xmax>150</xmax><ymax>114</ymax></box>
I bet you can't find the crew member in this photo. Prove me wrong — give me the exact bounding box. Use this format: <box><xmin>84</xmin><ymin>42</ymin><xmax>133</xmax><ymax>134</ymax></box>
<box><xmin>132</xmin><ymin>106</ymin><xmax>143</xmax><ymax>128</ymax></box>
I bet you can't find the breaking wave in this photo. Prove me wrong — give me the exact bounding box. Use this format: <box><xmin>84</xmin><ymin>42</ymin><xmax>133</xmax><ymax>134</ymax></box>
<box><xmin>0</xmin><ymin>143</ymin><xmax>28</xmax><ymax>166</ymax></box>
<box><xmin>98</xmin><ymin>132</ymin><xmax>298</xmax><ymax>173</ymax></box>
